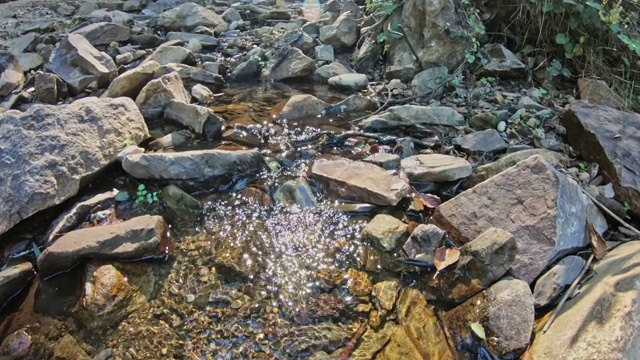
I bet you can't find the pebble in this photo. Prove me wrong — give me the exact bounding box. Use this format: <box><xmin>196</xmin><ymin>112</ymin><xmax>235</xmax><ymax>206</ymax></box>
<box><xmin>497</xmin><ymin>121</ymin><xmax>507</xmax><ymax>132</ymax></box>
<box><xmin>185</xmin><ymin>294</ymin><xmax>196</xmax><ymax>303</ymax></box>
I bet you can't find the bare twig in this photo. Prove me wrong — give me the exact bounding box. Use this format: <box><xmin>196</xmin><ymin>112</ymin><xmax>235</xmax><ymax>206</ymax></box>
<box><xmin>581</xmin><ymin>189</ymin><xmax>640</xmax><ymax>236</ymax></box>
<box><xmin>396</xmin><ymin>24</ymin><xmax>424</xmax><ymax>71</ymax></box>
<box><xmin>543</xmin><ymin>253</ymin><xmax>594</xmax><ymax>333</ymax></box>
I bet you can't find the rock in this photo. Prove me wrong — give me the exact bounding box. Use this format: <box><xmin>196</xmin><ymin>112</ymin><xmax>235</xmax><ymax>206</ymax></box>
<box><xmin>87</xmin><ymin>9</ymin><xmax>133</xmax><ymax>25</ymax></box>
<box><xmin>533</xmin><ymin>255</ymin><xmax>586</xmax><ymax>308</ymax></box>
<box><xmin>166</xmin><ymin>32</ymin><xmax>218</xmax><ymax>48</ymax></box>
<box><xmin>411</xmin><ymin>66</ymin><xmax>448</xmax><ymax>99</ymax></box>
<box><xmin>155</xmin><ymin>63</ymin><xmax>225</xmax><ymax>89</ymax></box>
<box><xmin>361</xmin><ymin>214</ymin><xmax>409</xmax><ymax>251</ymax></box>
<box><xmin>0</xmin><ymin>97</ymin><xmax>149</xmax><ymax>236</ymax></box>
<box><xmin>0</xmin><ymin>51</ymin><xmax>24</xmax><ymax>97</ymax></box>
<box><xmin>562</xmin><ymin>101</ymin><xmax>640</xmax><ymax>216</ymax></box>
<box><xmin>384</xmin><ymin>0</ymin><xmax>465</xmax><ymax>80</ymax></box>
<box><xmin>319</xmin><ymin>12</ymin><xmax>358</xmax><ymax>51</ymax></box>
<box><xmin>310</xmin><ymin>156</ymin><xmax>412</xmax><ymax>206</ymax></box>
<box><xmin>191</xmin><ymin>83</ymin><xmax>214</xmax><ymax>104</ymax></box>
<box><xmin>372</xmin><ymin>280</ymin><xmax>399</xmax><ymax>312</ymax></box>
<box><xmin>351</xmin><ymin>323</ymin><xmax>396</xmax><ymax>360</ymax></box>
<box><xmin>270</xmin><ymin>48</ymin><xmax>315</xmax><ymax>81</ymax></box>
<box><xmin>454</xmin><ymin>129</ymin><xmax>508</xmax><ymax>154</ymax></box>
<box><xmin>401</xmin><ymin>224</ymin><xmax>446</xmax><ymax>266</ymax></box>
<box><xmin>362</xmin><ymin>153</ymin><xmax>400</xmax><ymax>170</ymax></box>
<box><xmin>53</xmin><ymin>335</ymin><xmax>91</xmax><ymax>360</ymax></box>
<box><xmin>35</xmin><ymin>72</ymin><xmax>64</xmax><ymax>104</ymax></box>
<box><xmin>434</xmin><ymin>228</ymin><xmax>518</xmax><ymax>303</ymax></box>
<box><xmin>353</xmin><ymin>37</ymin><xmax>381</xmax><ymax>73</ymax></box>
<box><xmin>8</xmin><ymin>33</ymin><xmax>39</xmax><ymax>54</ymax></box>
<box><xmin>328</xmin><ymin>73</ymin><xmax>368</xmax><ymax>90</ymax></box>
<box><xmin>314</xmin><ymin>62</ymin><xmax>352</xmax><ymax>83</ymax></box>
<box><xmin>346</xmin><ymin>268</ymin><xmax>372</xmax><ymax>296</ymax></box>
<box><xmin>469</xmin><ymin>112</ymin><xmax>499</xmax><ymax>130</ymax></box>
<box><xmin>44</xmin><ymin>192</ymin><xmax>116</xmax><ymax>244</ymax></box>
<box><xmin>144</xmin><ymin>44</ymin><xmax>196</xmax><ymax>66</ymax></box>
<box><xmin>314</xmin><ymin>44</ymin><xmax>334</xmax><ymax>61</ymax></box>
<box><xmin>361</xmin><ymin>105</ymin><xmax>465</xmax><ymax>132</ymax></box>
<box><xmin>38</xmin><ymin>216</ymin><xmax>168</xmax><ymax>278</ymax></box>
<box><xmin>72</xmin><ymin>22</ymin><xmax>131</xmax><ymax>46</ymax></box>
<box><xmin>131</xmin><ymin>34</ymin><xmax>163</xmax><ymax>48</ymax></box>
<box><xmin>222</xmin><ymin>128</ymin><xmax>262</xmax><ymax>147</ymax></box>
<box><xmin>464</xmin><ymin>148</ymin><xmax>568</xmax><ymax>188</ymax></box>
<box><xmin>433</xmin><ymin>155</ymin><xmax>607</xmax><ymax>283</ymax></box>
<box><xmin>577</xmin><ymin>78</ymin><xmax>624</xmax><ymax>109</ymax></box>
<box><xmin>159</xmin><ymin>184</ymin><xmax>201</xmax><ymax>221</ymax></box>
<box><xmin>47</xmin><ymin>34</ymin><xmax>117</xmax><ymax>93</ymax></box>
<box><xmin>324</xmin><ymin>94</ymin><xmax>377</xmax><ymax>115</ymax></box>
<box><xmin>102</xmin><ymin>60</ymin><xmax>159</xmax><ymax>99</ymax></box>
<box><xmin>444</xmin><ymin>278</ymin><xmax>534</xmax><ymax>358</ymax></box>
<box><xmin>122</xmin><ymin>149</ymin><xmax>265</xmax><ymax>181</ymax></box>
<box><xmin>0</xmin><ymin>262</ymin><xmax>35</xmax><ymax>305</ymax></box>
<box><xmin>222</xmin><ymin>7</ymin><xmax>242</xmax><ymax>22</ymax></box>
<box><xmin>0</xmin><ymin>329</ymin><xmax>32</xmax><ymax>358</ymax></box>
<box><xmin>263</xmin><ymin>9</ymin><xmax>292</xmax><ymax>20</ymax></box>
<box><xmin>16</xmin><ymin>53</ymin><xmax>43</xmax><ymax>72</ymax></box>
<box><xmin>530</xmin><ymin>241</ymin><xmax>640</xmax><ymax>359</ymax></box>
<box><xmin>478</xmin><ymin>44</ymin><xmax>527</xmax><ymax>79</ymax></box>
<box><xmin>157</xmin><ymin>2</ymin><xmax>227</xmax><ymax>31</ymax></box>
<box><xmin>400</xmin><ymin>154</ymin><xmax>472</xmax><ymax>182</ymax></box>
<box><xmin>518</xmin><ymin>96</ymin><xmax>547</xmax><ymax>111</ymax></box>
<box><xmin>164</xmin><ymin>100</ymin><xmax>222</xmax><ymax>137</ymax></box>
<box><xmin>278</xmin><ymin>94</ymin><xmax>327</xmax><ymax>120</ymax></box>
<box><xmin>229</xmin><ymin>59</ymin><xmax>260</xmax><ymax>81</ymax></box>
<box><xmin>273</xmin><ymin>177</ymin><xmax>317</xmax><ymax>208</ymax></box>
<box><xmin>135</xmin><ymin>72</ymin><xmax>190</xmax><ymax>119</ymax></box>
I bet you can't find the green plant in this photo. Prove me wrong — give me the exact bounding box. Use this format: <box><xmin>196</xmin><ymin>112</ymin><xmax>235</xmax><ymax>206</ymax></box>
<box><xmin>376</xmin><ymin>23</ymin><xmax>403</xmax><ymax>54</ymax></box>
<box><xmin>135</xmin><ymin>184</ymin><xmax>159</xmax><ymax>205</ymax></box>
<box><xmin>547</xmin><ymin>59</ymin><xmax>572</xmax><ymax>77</ymax></box>
<box><xmin>539</xmin><ymin>87</ymin><xmax>548</xmax><ymax>94</ymax></box>
<box><xmin>450</xmin><ymin>75</ymin><xmax>464</xmax><ymax>88</ymax></box>
<box><xmin>123</xmin><ymin>138</ymin><xmax>133</xmax><ymax>147</ymax></box>
<box><xmin>480</xmin><ymin>76</ymin><xmax>496</xmax><ymax>85</ymax></box>
<box><xmin>578</xmin><ymin>162</ymin><xmax>587</xmax><ymax>171</ymax></box>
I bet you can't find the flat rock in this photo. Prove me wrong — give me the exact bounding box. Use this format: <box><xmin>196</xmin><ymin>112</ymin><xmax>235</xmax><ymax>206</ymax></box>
<box><xmin>37</xmin><ymin>215</ymin><xmax>169</xmax><ymax>277</ymax></box>
<box><xmin>562</xmin><ymin>101</ymin><xmax>640</xmax><ymax>216</ymax></box>
<box><xmin>0</xmin><ymin>97</ymin><xmax>149</xmax><ymax>237</ymax></box>
<box><xmin>324</xmin><ymin>94</ymin><xmax>377</xmax><ymax>115</ymax></box>
<box><xmin>102</xmin><ymin>60</ymin><xmax>159</xmax><ymax>99</ymax></box>
<box><xmin>314</xmin><ymin>44</ymin><xmax>334</xmax><ymax>61</ymax></box>
<box><xmin>164</xmin><ymin>100</ymin><xmax>221</xmax><ymax>136</ymax></box>
<box><xmin>0</xmin><ymin>262</ymin><xmax>35</xmax><ymax>305</ymax></box>
<box><xmin>400</xmin><ymin>154</ymin><xmax>472</xmax><ymax>182</ymax></box>
<box><xmin>530</xmin><ymin>241</ymin><xmax>640</xmax><ymax>359</ymax></box>
<box><xmin>372</xmin><ymin>280</ymin><xmax>399</xmax><ymax>312</ymax></box>
<box><xmin>361</xmin><ymin>214</ymin><xmax>409</xmax><ymax>251</ymax></box>
<box><xmin>454</xmin><ymin>129</ymin><xmax>508</xmax><ymax>154</ymax></box>
<box><xmin>15</xmin><ymin>53</ymin><xmax>43</xmax><ymax>72</ymax></box>
<box><xmin>157</xmin><ymin>2</ymin><xmax>227</xmax><ymax>31</ymax></box>
<box><xmin>270</xmin><ymin>48</ymin><xmax>315</xmax><ymax>81</ymax></box>
<box><xmin>362</xmin><ymin>153</ymin><xmax>400</xmax><ymax>170</ymax></box>
<box><xmin>44</xmin><ymin>192</ymin><xmax>116</xmax><ymax>244</ymax></box>
<box><xmin>433</xmin><ymin>155</ymin><xmax>607</xmax><ymax>283</ymax></box>
<box><xmin>278</xmin><ymin>94</ymin><xmax>327</xmax><ymax>120</ymax></box>
<box><xmin>53</xmin><ymin>335</ymin><xmax>91</xmax><ymax>360</ymax></box>
<box><xmin>0</xmin><ymin>51</ymin><xmax>25</xmax><ymax>97</ymax></box>
<box><xmin>310</xmin><ymin>156</ymin><xmax>412</xmax><ymax>206</ymax></box>
<box><xmin>361</xmin><ymin>105</ymin><xmax>465</xmax><ymax>132</ymax></box>
<box><xmin>577</xmin><ymin>78</ymin><xmax>624</xmax><ymax>109</ymax></box>
<box><xmin>135</xmin><ymin>71</ymin><xmax>190</xmax><ymax>119</ymax></box>
<box><xmin>122</xmin><ymin>149</ymin><xmax>265</xmax><ymax>181</ymax></box>
<box><xmin>533</xmin><ymin>255</ymin><xmax>586</xmax><ymax>308</ymax></box>
<box><xmin>328</xmin><ymin>73</ymin><xmax>368</xmax><ymax>90</ymax></box>
<box><xmin>166</xmin><ymin>32</ymin><xmax>218</xmax><ymax>48</ymax></box>
<box><xmin>72</xmin><ymin>22</ymin><xmax>131</xmax><ymax>46</ymax></box>
<box><xmin>314</xmin><ymin>62</ymin><xmax>352</xmax><ymax>83</ymax></box>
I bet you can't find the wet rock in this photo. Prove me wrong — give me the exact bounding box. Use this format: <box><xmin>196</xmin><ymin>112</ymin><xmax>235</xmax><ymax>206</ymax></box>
<box><xmin>434</xmin><ymin>228</ymin><xmax>517</xmax><ymax>303</ymax></box>
<box><xmin>0</xmin><ymin>97</ymin><xmax>148</xmax><ymax>236</ymax></box>
<box><xmin>351</xmin><ymin>323</ymin><xmax>395</xmax><ymax>360</ymax></box>
<box><xmin>562</xmin><ymin>101</ymin><xmax>640</xmax><ymax>215</ymax></box>
<box><xmin>478</xmin><ymin>44</ymin><xmax>527</xmax><ymax>79</ymax></box>
<box><xmin>444</xmin><ymin>278</ymin><xmax>534</xmax><ymax>358</ymax></box>
<box><xmin>363</xmin><ymin>153</ymin><xmax>400</xmax><ymax>170</ymax></box>
<box><xmin>44</xmin><ymin>192</ymin><xmax>116</xmax><ymax>244</ymax></box>
<box><xmin>469</xmin><ymin>112</ymin><xmax>500</xmax><ymax>130</ymax></box>
<box><xmin>411</xmin><ymin>66</ymin><xmax>448</xmax><ymax>99</ymax></box>
<box><xmin>533</xmin><ymin>255</ymin><xmax>585</xmax><ymax>308</ymax></box>
<box><xmin>48</xmin><ymin>34</ymin><xmax>117</xmax><ymax>93</ymax></box>
<box><xmin>159</xmin><ymin>184</ymin><xmax>202</xmax><ymax>221</ymax></box>
<box><xmin>530</xmin><ymin>241</ymin><xmax>640</xmax><ymax>359</ymax></box>
<box><xmin>35</xmin><ymin>72</ymin><xmax>65</xmax><ymax>104</ymax></box>
<box><xmin>361</xmin><ymin>105</ymin><xmax>465</xmax><ymax>132</ymax></box>
<box><xmin>102</xmin><ymin>60</ymin><xmax>159</xmax><ymax>99</ymax></box>
<box><xmin>314</xmin><ymin>61</ymin><xmax>352</xmax><ymax>83</ymax></box>
<box><xmin>433</xmin><ymin>155</ymin><xmax>607</xmax><ymax>283</ymax></box>
<box><xmin>38</xmin><ymin>215</ymin><xmax>169</xmax><ymax>277</ymax></box>
<box><xmin>0</xmin><ymin>329</ymin><xmax>31</xmax><ymax>358</ymax></box>
<box><xmin>346</xmin><ymin>268</ymin><xmax>372</xmax><ymax>296</ymax></box>
<box><xmin>577</xmin><ymin>78</ymin><xmax>624</xmax><ymax>109</ymax></box>
<box><xmin>361</xmin><ymin>214</ymin><xmax>409</xmax><ymax>251</ymax></box>
<box><xmin>0</xmin><ymin>51</ymin><xmax>25</xmax><ymax>97</ymax></box>
<box><xmin>122</xmin><ymin>149</ymin><xmax>265</xmax><ymax>181</ymax></box>
<box><xmin>53</xmin><ymin>335</ymin><xmax>91</xmax><ymax>360</ymax></box>
<box><xmin>166</xmin><ymin>32</ymin><xmax>218</xmax><ymax>48</ymax></box>
<box><xmin>164</xmin><ymin>100</ymin><xmax>222</xmax><ymax>137</ymax></box>
<box><xmin>319</xmin><ymin>12</ymin><xmax>358</xmax><ymax>52</ymax></box>
<box><xmin>273</xmin><ymin>177</ymin><xmax>317</xmax><ymax>208</ymax></box>
<box><xmin>144</xmin><ymin>44</ymin><xmax>196</xmax><ymax>66</ymax></box>
<box><xmin>270</xmin><ymin>48</ymin><xmax>316</xmax><ymax>81</ymax></box>
<box><xmin>314</xmin><ymin>44</ymin><xmax>334</xmax><ymax>61</ymax></box>
<box><xmin>401</xmin><ymin>154</ymin><xmax>472</xmax><ymax>182</ymax></box>
<box><xmin>310</xmin><ymin>156</ymin><xmax>411</xmax><ymax>206</ymax></box>
<box><xmin>155</xmin><ymin>63</ymin><xmax>225</xmax><ymax>89</ymax></box>
<box><xmin>328</xmin><ymin>73</ymin><xmax>368</xmax><ymax>91</ymax></box>
<box><xmin>157</xmin><ymin>2</ymin><xmax>227</xmax><ymax>31</ymax></box>
<box><xmin>464</xmin><ymin>148</ymin><xmax>568</xmax><ymax>188</ymax></box>
<box><xmin>402</xmin><ymin>224</ymin><xmax>446</xmax><ymax>266</ymax></box>
<box><xmin>135</xmin><ymin>72</ymin><xmax>190</xmax><ymax>119</ymax></box>
<box><xmin>278</xmin><ymin>94</ymin><xmax>327</xmax><ymax>120</ymax></box>
<box><xmin>454</xmin><ymin>129</ymin><xmax>508</xmax><ymax>154</ymax></box>
<box><xmin>72</xmin><ymin>22</ymin><xmax>131</xmax><ymax>46</ymax></box>
<box><xmin>372</xmin><ymin>280</ymin><xmax>399</xmax><ymax>311</ymax></box>
<box><xmin>353</xmin><ymin>36</ymin><xmax>380</xmax><ymax>73</ymax></box>
<box><xmin>0</xmin><ymin>262</ymin><xmax>35</xmax><ymax>306</ymax></box>
<box><xmin>222</xmin><ymin>128</ymin><xmax>262</xmax><ymax>147</ymax></box>
<box><xmin>324</xmin><ymin>94</ymin><xmax>377</xmax><ymax>115</ymax></box>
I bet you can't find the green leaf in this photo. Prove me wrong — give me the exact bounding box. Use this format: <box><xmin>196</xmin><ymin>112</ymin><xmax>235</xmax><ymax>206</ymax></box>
<box><xmin>585</xmin><ymin>0</ymin><xmax>602</xmax><ymax>10</ymax></box>
<box><xmin>138</xmin><ymin>184</ymin><xmax>146</xmax><ymax>191</ymax></box>
<box><xmin>376</xmin><ymin>32</ymin><xmax>387</xmax><ymax>43</ymax></box>
<box><xmin>555</xmin><ymin>33</ymin><xmax>570</xmax><ymax>45</ymax></box>
<box><xmin>470</xmin><ymin>322</ymin><xmax>486</xmax><ymax>340</ymax></box>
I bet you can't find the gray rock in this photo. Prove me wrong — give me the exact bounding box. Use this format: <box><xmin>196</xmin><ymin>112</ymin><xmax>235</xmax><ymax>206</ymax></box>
<box><xmin>8</xmin><ymin>33</ymin><xmax>39</xmax><ymax>54</ymax></box>
<box><xmin>533</xmin><ymin>255</ymin><xmax>586</xmax><ymax>308</ymax></box>
<box><xmin>361</xmin><ymin>214</ymin><xmax>409</xmax><ymax>251</ymax></box>
<box><xmin>222</xmin><ymin>7</ymin><xmax>242</xmax><ymax>22</ymax></box>
<box><xmin>116</xmin><ymin>145</ymin><xmax>144</xmax><ymax>162</ymax></box>
<box><xmin>164</xmin><ymin>100</ymin><xmax>223</xmax><ymax>138</ymax></box>
<box><xmin>144</xmin><ymin>44</ymin><xmax>196</xmax><ymax>66</ymax></box>
<box><xmin>361</xmin><ymin>105</ymin><xmax>465</xmax><ymax>132</ymax></box>
<box><xmin>411</xmin><ymin>66</ymin><xmax>448</xmax><ymax>99</ymax></box>
<box><xmin>135</xmin><ymin>72</ymin><xmax>190</xmax><ymax>119</ymax></box>
<box><xmin>273</xmin><ymin>177</ymin><xmax>318</xmax><ymax>208</ymax></box>
<box><xmin>353</xmin><ymin>36</ymin><xmax>380</xmax><ymax>73</ymax></box>
<box><xmin>454</xmin><ymin>129</ymin><xmax>508</xmax><ymax>154</ymax></box>
<box><xmin>44</xmin><ymin>192</ymin><xmax>116</xmax><ymax>244</ymax></box>
<box><xmin>278</xmin><ymin>94</ymin><xmax>327</xmax><ymax>120</ymax></box>
<box><xmin>72</xmin><ymin>22</ymin><xmax>131</xmax><ymax>46</ymax></box>
<box><xmin>38</xmin><ymin>215</ymin><xmax>169</xmax><ymax>277</ymax></box>
<box><xmin>102</xmin><ymin>60</ymin><xmax>160</xmax><ymax>99</ymax></box>
<box><xmin>35</xmin><ymin>72</ymin><xmax>64</xmax><ymax>104</ymax></box>
<box><xmin>314</xmin><ymin>62</ymin><xmax>352</xmax><ymax>83</ymax></box>
<box><xmin>577</xmin><ymin>78</ymin><xmax>625</xmax><ymax>109</ymax></box>
<box><xmin>478</xmin><ymin>44</ymin><xmax>527</xmax><ymax>79</ymax></box>
<box><xmin>229</xmin><ymin>59</ymin><xmax>260</xmax><ymax>80</ymax></box>
<box><xmin>314</xmin><ymin>44</ymin><xmax>334</xmax><ymax>61</ymax></box>
<box><xmin>433</xmin><ymin>155</ymin><xmax>607</xmax><ymax>283</ymax></box>
<box><xmin>86</xmin><ymin>9</ymin><xmax>134</xmax><ymax>25</ymax></box>
<box><xmin>47</xmin><ymin>34</ymin><xmax>117</xmax><ymax>93</ymax></box>
<box><xmin>0</xmin><ymin>262</ymin><xmax>35</xmax><ymax>306</ymax></box>
<box><xmin>160</xmin><ymin>184</ymin><xmax>202</xmax><ymax>221</ymax></box>
<box><xmin>15</xmin><ymin>53</ymin><xmax>43</xmax><ymax>72</ymax></box>
<box><xmin>122</xmin><ymin>149</ymin><xmax>265</xmax><ymax>181</ymax></box>
<box><xmin>157</xmin><ymin>2</ymin><xmax>227</xmax><ymax>31</ymax></box>
<box><xmin>328</xmin><ymin>73</ymin><xmax>368</xmax><ymax>90</ymax></box>
<box><xmin>270</xmin><ymin>48</ymin><xmax>315</xmax><ymax>81</ymax></box>
<box><xmin>191</xmin><ymin>83</ymin><xmax>214</xmax><ymax>104</ymax></box>
<box><xmin>324</xmin><ymin>94</ymin><xmax>376</xmax><ymax>115</ymax></box>
<box><xmin>52</xmin><ymin>335</ymin><xmax>91</xmax><ymax>360</ymax></box>
<box><xmin>319</xmin><ymin>12</ymin><xmax>358</xmax><ymax>51</ymax></box>
<box><xmin>362</xmin><ymin>153</ymin><xmax>400</xmax><ymax>170</ymax></box>
<box><xmin>0</xmin><ymin>97</ymin><xmax>149</xmax><ymax>237</ymax></box>
<box><xmin>310</xmin><ymin>156</ymin><xmax>411</xmax><ymax>206</ymax></box>
<box><xmin>401</xmin><ymin>154</ymin><xmax>472</xmax><ymax>182</ymax></box>
<box><xmin>166</xmin><ymin>32</ymin><xmax>218</xmax><ymax>48</ymax></box>
<box><xmin>402</xmin><ymin>224</ymin><xmax>446</xmax><ymax>266</ymax></box>
<box><xmin>131</xmin><ymin>34</ymin><xmax>163</xmax><ymax>48</ymax></box>
<box><xmin>0</xmin><ymin>51</ymin><xmax>25</xmax><ymax>97</ymax></box>
<box><xmin>518</xmin><ymin>96</ymin><xmax>547</xmax><ymax>111</ymax></box>
<box><xmin>155</xmin><ymin>63</ymin><xmax>225</xmax><ymax>89</ymax></box>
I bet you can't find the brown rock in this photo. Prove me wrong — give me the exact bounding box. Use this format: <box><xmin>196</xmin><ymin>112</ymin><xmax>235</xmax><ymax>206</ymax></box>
<box><xmin>0</xmin><ymin>262</ymin><xmax>35</xmax><ymax>305</ymax></box>
<box><xmin>562</xmin><ymin>101</ymin><xmax>640</xmax><ymax>216</ymax></box>
<box><xmin>372</xmin><ymin>280</ymin><xmax>400</xmax><ymax>311</ymax></box>
<box><xmin>52</xmin><ymin>334</ymin><xmax>91</xmax><ymax>360</ymax></box>
<box><xmin>361</xmin><ymin>214</ymin><xmax>409</xmax><ymax>251</ymax></box>
<box><xmin>346</xmin><ymin>268</ymin><xmax>372</xmax><ymax>296</ymax></box>
<box><xmin>577</xmin><ymin>78</ymin><xmax>625</xmax><ymax>109</ymax></box>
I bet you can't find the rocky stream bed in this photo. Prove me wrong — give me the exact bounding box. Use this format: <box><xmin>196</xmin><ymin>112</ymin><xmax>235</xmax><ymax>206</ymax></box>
<box><xmin>0</xmin><ymin>0</ymin><xmax>640</xmax><ymax>359</ymax></box>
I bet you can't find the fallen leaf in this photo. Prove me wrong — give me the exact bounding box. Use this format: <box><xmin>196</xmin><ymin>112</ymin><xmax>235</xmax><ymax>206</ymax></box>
<box><xmin>470</xmin><ymin>322</ymin><xmax>486</xmax><ymax>340</ymax></box>
<box><xmin>434</xmin><ymin>247</ymin><xmax>460</xmax><ymax>272</ymax></box>
<box><xmin>419</xmin><ymin>193</ymin><xmax>441</xmax><ymax>208</ymax></box>
<box><xmin>412</xmin><ymin>195</ymin><xmax>424</xmax><ymax>211</ymax></box>
<box><xmin>587</xmin><ymin>220</ymin><xmax>606</xmax><ymax>259</ymax></box>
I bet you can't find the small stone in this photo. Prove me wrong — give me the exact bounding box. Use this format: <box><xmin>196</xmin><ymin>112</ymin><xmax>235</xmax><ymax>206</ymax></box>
<box><xmin>314</xmin><ymin>45</ymin><xmax>334</xmax><ymax>61</ymax></box>
<box><xmin>402</xmin><ymin>224</ymin><xmax>446</xmax><ymax>266</ymax></box>
<box><xmin>72</xmin><ymin>22</ymin><xmax>131</xmax><ymax>46</ymax></box>
<box><xmin>361</xmin><ymin>214</ymin><xmax>409</xmax><ymax>251</ymax></box>
<box><xmin>328</xmin><ymin>73</ymin><xmax>368</xmax><ymax>90</ymax></box>
<box><xmin>191</xmin><ymin>83</ymin><xmax>214</xmax><ymax>104</ymax></box>
<box><xmin>362</xmin><ymin>153</ymin><xmax>401</xmax><ymax>170</ymax></box>
<box><xmin>0</xmin><ymin>329</ymin><xmax>32</xmax><ymax>358</ymax></box>
<box><xmin>159</xmin><ymin>184</ymin><xmax>202</xmax><ymax>222</ymax></box>
<box><xmin>270</xmin><ymin>48</ymin><xmax>315</xmax><ymax>81</ymax></box>
<box><xmin>469</xmin><ymin>112</ymin><xmax>499</xmax><ymax>130</ymax></box>
<box><xmin>135</xmin><ymin>72</ymin><xmax>190</xmax><ymax>119</ymax></box>
<box><xmin>597</xmin><ymin>183</ymin><xmax>615</xmax><ymax>198</ymax></box>
<box><xmin>533</xmin><ymin>255</ymin><xmax>586</xmax><ymax>308</ymax></box>
<box><xmin>400</xmin><ymin>154</ymin><xmax>472</xmax><ymax>182</ymax></box>
<box><xmin>497</xmin><ymin>121</ymin><xmax>507</xmax><ymax>132</ymax></box>
<box><xmin>0</xmin><ymin>51</ymin><xmax>25</xmax><ymax>97</ymax></box>
<box><xmin>103</xmin><ymin>61</ymin><xmax>160</xmax><ymax>99</ymax></box>
<box><xmin>577</xmin><ymin>78</ymin><xmax>624</xmax><ymax>109</ymax></box>
<box><xmin>53</xmin><ymin>335</ymin><xmax>91</xmax><ymax>360</ymax></box>
<box><xmin>319</xmin><ymin>12</ymin><xmax>357</xmax><ymax>51</ymax></box>
<box><xmin>518</xmin><ymin>96</ymin><xmax>547</xmax><ymax>111</ymax></box>
<box><xmin>278</xmin><ymin>94</ymin><xmax>327</xmax><ymax>120</ymax></box>
<box><xmin>346</xmin><ymin>268</ymin><xmax>372</xmax><ymax>296</ymax></box>
<box><xmin>410</xmin><ymin>66</ymin><xmax>448</xmax><ymax>99</ymax></box>
<box><xmin>314</xmin><ymin>62</ymin><xmax>352</xmax><ymax>83</ymax></box>
<box><xmin>372</xmin><ymin>280</ymin><xmax>399</xmax><ymax>311</ymax></box>
<box><xmin>454</xmin><ymin>129</ymin><xmax>508</xmax><ymax>154</ymax></box>
<box><xmin>156</xmin><ymin>3</ymin><xmax>227</xmax><ymax>31</ymax></box>
<box><xmin>361</xmin><ymin>105</ymin><xmax>465</xmax><ymax>131</ymax></box>
<box><xmin>144</xmin><ymin>44</ymin><xmax>196</xmax><ymax>66</ymax></box>
<box><xmin>478</xmin><ymin>44</ymin><xmax>526</xmax><ymax>79</ymax></box>
<box><xmin>273</xmin><ymin>177</ymin><xmax>317</xmax><ymax>208</ymax></box>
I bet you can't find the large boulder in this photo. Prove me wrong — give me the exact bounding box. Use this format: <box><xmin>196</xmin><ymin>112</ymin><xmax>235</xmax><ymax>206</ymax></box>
<box><xmin>0</xmin><ymin>97</ymin><xmax>149</xmax><ymax>237</ymax></box>
<box><xmin>319</xmin><ymin>12</ymin><xmax>358</xmax><ymax>52</ymax></box>
<box><xmin>0</xmin><ymin>51</ymin><xmax>24</xmax><ymax>97</ymax></box>
<box><xmin>361</xmin><ymin>105</ymin><xmax>465</xmax><ymax>132</ymax></box>
<box><xmin>433</xmin><ymin>155</ymin><xmax>607</xmax><ymax>283</ymax></box>
<box><xmin>530</xmin><ymin>241</ymin><xmax>640</xmax><ymax>359</ymax></box>
<box><xmin>135</xmin><ymin>72</ymin><xmax>190</xmax><ymax>119</ymax></box>
<box><xmin>156</xmin><ymin>2</ymin><xmax>227</xmax><ymax>31</ymax></box>
<box><xmin>562</xmin><ymin>101</ymin><xmax>640</xmax><ymax>216</ymax></box>
<box><xmin>47</xmin><ymin>34</ymin><xmax>117</xmax><ymax>93</ymax></box>
<box><xmin>102</xmin><ymin>60</ymin><xmax>159</xmax><ymax>99</ymax></box>
<box><xmin>71</xmin><ymin>22</ymin><xmax>131</xmax><ymax>46</ymax></box>
<box><xmin>270</xmin><ymin>48</ymin><xmax>315</xmax><ymax>81</ymax></box>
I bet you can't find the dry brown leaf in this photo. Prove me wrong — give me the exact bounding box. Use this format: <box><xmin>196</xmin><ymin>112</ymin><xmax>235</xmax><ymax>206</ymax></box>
<box><xmin>434</xmin><ymin>247</ymin><xmax>460</xmax><ymax>272</ymax></box>
<box><xmin>412</xmin><ymin>195</ymin><xmax>424</xmax><ymax>211</ymax></box>
<box><xmin>587</xmin><ymin>220</ymin><xmax>607</xmax><ymax>259</ymax></box>
<box><xmin>419</xmin><ymin>193</ymin><xmax>441</xmax><ymax>208</ymax></box>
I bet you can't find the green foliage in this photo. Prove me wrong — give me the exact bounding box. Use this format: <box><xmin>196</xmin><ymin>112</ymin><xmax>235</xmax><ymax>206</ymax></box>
<box><xmin>365</xmin><ymin>0</ymin><xmax>396</xmax><ymax>14</ymax></box>
<box><xmin>480</xmin><ymin>76</ymin><xmax>496</xmax><ymax>85</ymax></box>
<box><xmin>578</xmin><ymin>162</ymin><xmax>587</xmax><ymax>171</ymax></box>
<box><xmin>135</xmin><ymin>184</ymin><xmax>159</xmax><ymax>205</ymax></box>
<box><xmin>457</xmin><ymin>0</ymin><xmax>488</xmax><ymax>66</ymax></box>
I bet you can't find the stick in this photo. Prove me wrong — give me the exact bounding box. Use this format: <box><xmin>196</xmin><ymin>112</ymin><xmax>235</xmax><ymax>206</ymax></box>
<box><xmin>542</xmin><ymin>253</ymin><xmax>594</xmax><ymax>333</ymax></box>
<box><xmin>581</xmin><ymin>189</ymin><xmax>640</xmax><ymax>236</ymax></box>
